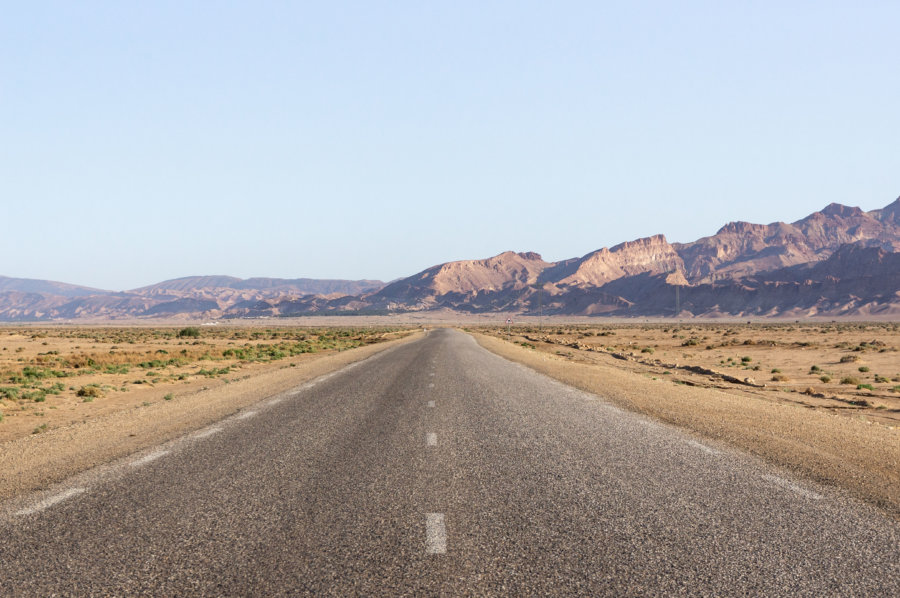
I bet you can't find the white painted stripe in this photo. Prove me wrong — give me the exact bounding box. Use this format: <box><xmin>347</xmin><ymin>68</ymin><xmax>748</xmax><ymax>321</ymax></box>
<box><xmin>130</xmin><ymin>449</ymin><xmax>170</xmax><ymax>467</ymax></box>
<box><xmin>16</xmin><ymin>488</ymin><xmax>86</xmax><ymax>516</ymax></box>
<box><xmin>428</xmin><ymin>383</ymin><xmax>435</xmax><ymax>388</ymax></box>
<box><xmin>425</xmin><ymin>513</ymin><xmax>447</xmax><ymax>554</ymax></box>
<box><xmin>685</xmin><ymin>439</ymin><xmax>719</xmax><ymax>455</ymax></box>
<box><xmin>427</xmin><ymin>400</ymin><xmax>435</xmax><ymax>408</ymax></box>
<box><xmin>235</xmin><ymin>410</ymin><xmax>257</xmax><ymax>420</ymax></box>
<box><xmin>761</xmin><ymin>474</ymin><xmax>823</xmax><ymax>500</ymax></box>
<box><xmin>194</xmin><ymin>427</ymin><xmax>223</xmax><ymax>439</ymax></box>
<box><xmin>426</xmin><ymin>432</ymin><xmax>437</xmax><ymax>446</ymax></box>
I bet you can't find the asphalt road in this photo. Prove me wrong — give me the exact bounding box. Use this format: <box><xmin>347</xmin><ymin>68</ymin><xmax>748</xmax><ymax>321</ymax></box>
<box><xmin>1</xmin><ymin>329</ymin><xmax>898</xmax><ymax>596</ymax></box>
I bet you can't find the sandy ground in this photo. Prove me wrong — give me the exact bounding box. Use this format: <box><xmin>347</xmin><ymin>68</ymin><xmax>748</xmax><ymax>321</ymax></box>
<box><xmin>0</xmin><ymin>331</ymin><xmax>421</xmax><ymax>502</ymax></box>
<box><xmin>477</xmin><ymin>322</ymin><xmax>900</xmax><ymax>427</ymax></box>
<box><xmin>473</xmin><ymin>331</ymin><xmax>900</xmax><ymax>520</ymax></box>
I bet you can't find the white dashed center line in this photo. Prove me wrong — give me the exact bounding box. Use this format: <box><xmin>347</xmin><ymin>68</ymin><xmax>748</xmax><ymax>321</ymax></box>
<box><xmin>425</xmin><ymin>513</ymin><xmax>447</xmax><ymax>554</ymax></box>
<box><xmin>762</xmin><ymin>474</ymin><xmax>823</xmax><ymax>500</ymax></box>
<box><xmin>426</xmin><ymin>432</ymin><xmax>437</xmax><ymax>446</ymax></box>
<box><xmin>15</xmin><ymin>488</ymin><xmax>86</xmax><ymax>516</ymax></box>
<box><xmin>130</xmin><ymin>449</ymin><xmax>170</xmax><ymax>468</ymax></box>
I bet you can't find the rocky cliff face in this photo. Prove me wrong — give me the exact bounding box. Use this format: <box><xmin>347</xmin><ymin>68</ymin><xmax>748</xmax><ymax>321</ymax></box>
<box><xmin>555</xmin><ymin>235</ymin><xmax>685</xmax><ymax>288</ymax></box>
<box><xmin>674</xmin><ymin>199</ymin><xmax>900</xmax><ymax>283</ymax></box>
<box><xmin>368</xmin><ymin>251</ymin><xmax>551</xmax><ymax>310</ymax></box>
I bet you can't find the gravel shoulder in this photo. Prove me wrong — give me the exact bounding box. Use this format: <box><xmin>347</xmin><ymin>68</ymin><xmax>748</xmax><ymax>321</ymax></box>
<box><xmin>0</xmin><ymin>332</ymin><xmax>422</xmax><ymax>502</ymax></box>
<box><xmin>473</xmin><ymin>332</ymin><xmax>900</xmax><ymax>520</ymax></box>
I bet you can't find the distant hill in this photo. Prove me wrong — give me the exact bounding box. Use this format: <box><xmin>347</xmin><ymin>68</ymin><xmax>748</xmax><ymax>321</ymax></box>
<box><xmin>130</xmin><ymin>276</ymin><xmax>385</xmax><ymax>297</ymax></box>
<box><xmin>0</xmin><ymin>276</ymin><xmax>107</xmax><ymax>298</ymax></box>
<box><xmin>1</xmin><ymin>196</ymin><xmax>897</xmax><ymax>320</ymax></box>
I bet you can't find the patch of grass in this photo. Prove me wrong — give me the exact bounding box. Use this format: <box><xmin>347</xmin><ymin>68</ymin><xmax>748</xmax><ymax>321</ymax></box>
<box><xmin>771</xmin><ymin>373</ymin><xmax>789</xmax><ymax>382</ymax></box>
<box><xmin>32</xmin><ymin>423</ymin><xmax>48</xmax><ymax>434</ymax></box>
<box><xmin>164</xmin><ymin>393</ymin><xmax>173</xmax><ymax>401</ymax></box>
<box><xmin>840</xmin><ymin>376</ymin><xmax>860</xmax><ymax>386</ymax></box>
<box><xmin>809</xmin><ymin>365</ymin><xmax>821</xmax><ymax>372</ymax></box>
<box><xmin>177</xmin><ymin>327</ymin><xmax>201</xmax><ymax>338</ymax></box>
<box><xmin>819</xmin><ymin>375</ymin><xmax>832</xmax><ymax>383</ymax></box>
<box><xmin>857</xmin><ymin>384</ymin><xmax>875</xmax><ymax>391</ymax></box>
<box><xmin>840</xmin><ymin>355</ymin><xmax>860</xmax><ymax>363</ymax></box>
<box><xmin>26</xmin><ymin>391</ymin><xmax>46</xmax><ymax>402</ymax></box>
<box><xmin>0</xmin><ymin>387</ymin><xmax>20</xmax><ymax>400</ymax></box>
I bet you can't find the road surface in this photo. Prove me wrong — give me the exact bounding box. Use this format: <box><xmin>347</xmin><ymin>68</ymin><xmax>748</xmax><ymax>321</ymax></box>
<box><xmin>1</xmin><ymin>329</ymin><xmax>898</xmax><ymax>595</ymax></box>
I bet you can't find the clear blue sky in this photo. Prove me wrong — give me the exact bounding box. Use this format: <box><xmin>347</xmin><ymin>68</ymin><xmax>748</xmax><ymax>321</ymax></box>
<box><xmin>2</xmin><ymin>1</ymin><xmax>897</xmax><ymax>290</ymax></box>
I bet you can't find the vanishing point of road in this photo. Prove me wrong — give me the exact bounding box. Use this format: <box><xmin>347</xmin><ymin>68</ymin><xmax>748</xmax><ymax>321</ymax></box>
<box><xmin>1</xmin><ymin>329</ymin><xmax>898</xmax><ymax>595</ymax></box>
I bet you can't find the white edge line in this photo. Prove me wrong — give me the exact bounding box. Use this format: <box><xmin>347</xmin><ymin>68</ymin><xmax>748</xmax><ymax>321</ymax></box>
<box><xmin>193</xmin><ymin>427</ymin><xmax>223</xmax><ymax>439</ymax></box>
<box><xmin>761</xmin><ymin>474</ymin><xmax>823</xmax><ymax>500</ymax></box>
<box><xmin>425</xmin><ymin>513</ymin><xmax>447</xmax><ymax>554</ymax></box>
<box><xmin>130</xmin><ymin>449</ymin><xmax>170</xmax><ymax>467</ymax></box>
<box><xmin>685</xmin><ymin>439</ymin><xmax>719</xmax><ymax>455</ymax></box>
<box><xmin>235</xmin><ymin>410</ymin><xmax>258</xmax><ymax>420</ymax></box>
<box><xmin>16</xmin><ymin>488</ymin><xmax>87</xmax><ymax>516</ymax></box>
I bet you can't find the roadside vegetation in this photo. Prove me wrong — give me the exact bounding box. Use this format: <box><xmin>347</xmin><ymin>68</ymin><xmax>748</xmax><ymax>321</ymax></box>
<box><xmin>0</xmin><ymin>325</ymin><xmax>412</xmax><ymax>435</ymax></box>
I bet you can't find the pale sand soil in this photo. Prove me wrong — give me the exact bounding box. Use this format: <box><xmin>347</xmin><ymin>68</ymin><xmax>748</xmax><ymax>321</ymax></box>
<box><xmin>473</xmin><ymin>332</ymin><xmax>900</xmax><ymax>520</ymax></box>
<box><xmin>0</xmin><ymin>332</ymin><xmax>421</xmax><ymax>502</ymax></box>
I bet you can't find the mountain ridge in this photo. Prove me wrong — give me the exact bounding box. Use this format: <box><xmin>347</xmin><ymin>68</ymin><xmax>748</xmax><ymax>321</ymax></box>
<box><xmin>2</xmin><ymin>196</ymin><xmax>897</xmax><ymax>321</ymax></box>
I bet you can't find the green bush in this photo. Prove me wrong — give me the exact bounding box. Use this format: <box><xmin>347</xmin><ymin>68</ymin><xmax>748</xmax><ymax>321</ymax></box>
<box><xmin>858</xmin><ymin>366</ymin><xmax>870</xmax><ymax>373</ymax></box>
<box><xmin>177</xmin><ymin>327</ymin><xmax>201</xmax><ymax>338</ymax></box>
<box><xmin>840</xmin><ymin>377</ymin><xmax>860</xmax><ymax>385</ymax></box>
<box><xmin>76</xmin><ymin>385</ymin><xmax>103</xmax><ymax>399</ymax></box>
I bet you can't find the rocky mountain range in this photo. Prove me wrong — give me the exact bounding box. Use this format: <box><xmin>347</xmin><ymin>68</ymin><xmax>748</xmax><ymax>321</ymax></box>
<box><xmin>2</xmin><ymin>197</ymin><xmax>898</xmax><ymax>321</ymax></box>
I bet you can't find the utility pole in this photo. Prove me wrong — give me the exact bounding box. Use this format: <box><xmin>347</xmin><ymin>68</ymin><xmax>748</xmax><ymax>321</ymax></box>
<box><xmin>532</xmin><ymin>282</ymin><xmax>544</xmax><ymax>330</ymax></box>
<box><xmin>539</xmin><ymin>285</ymin><xmax>543</xmax><ymax>330</ymax></box>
